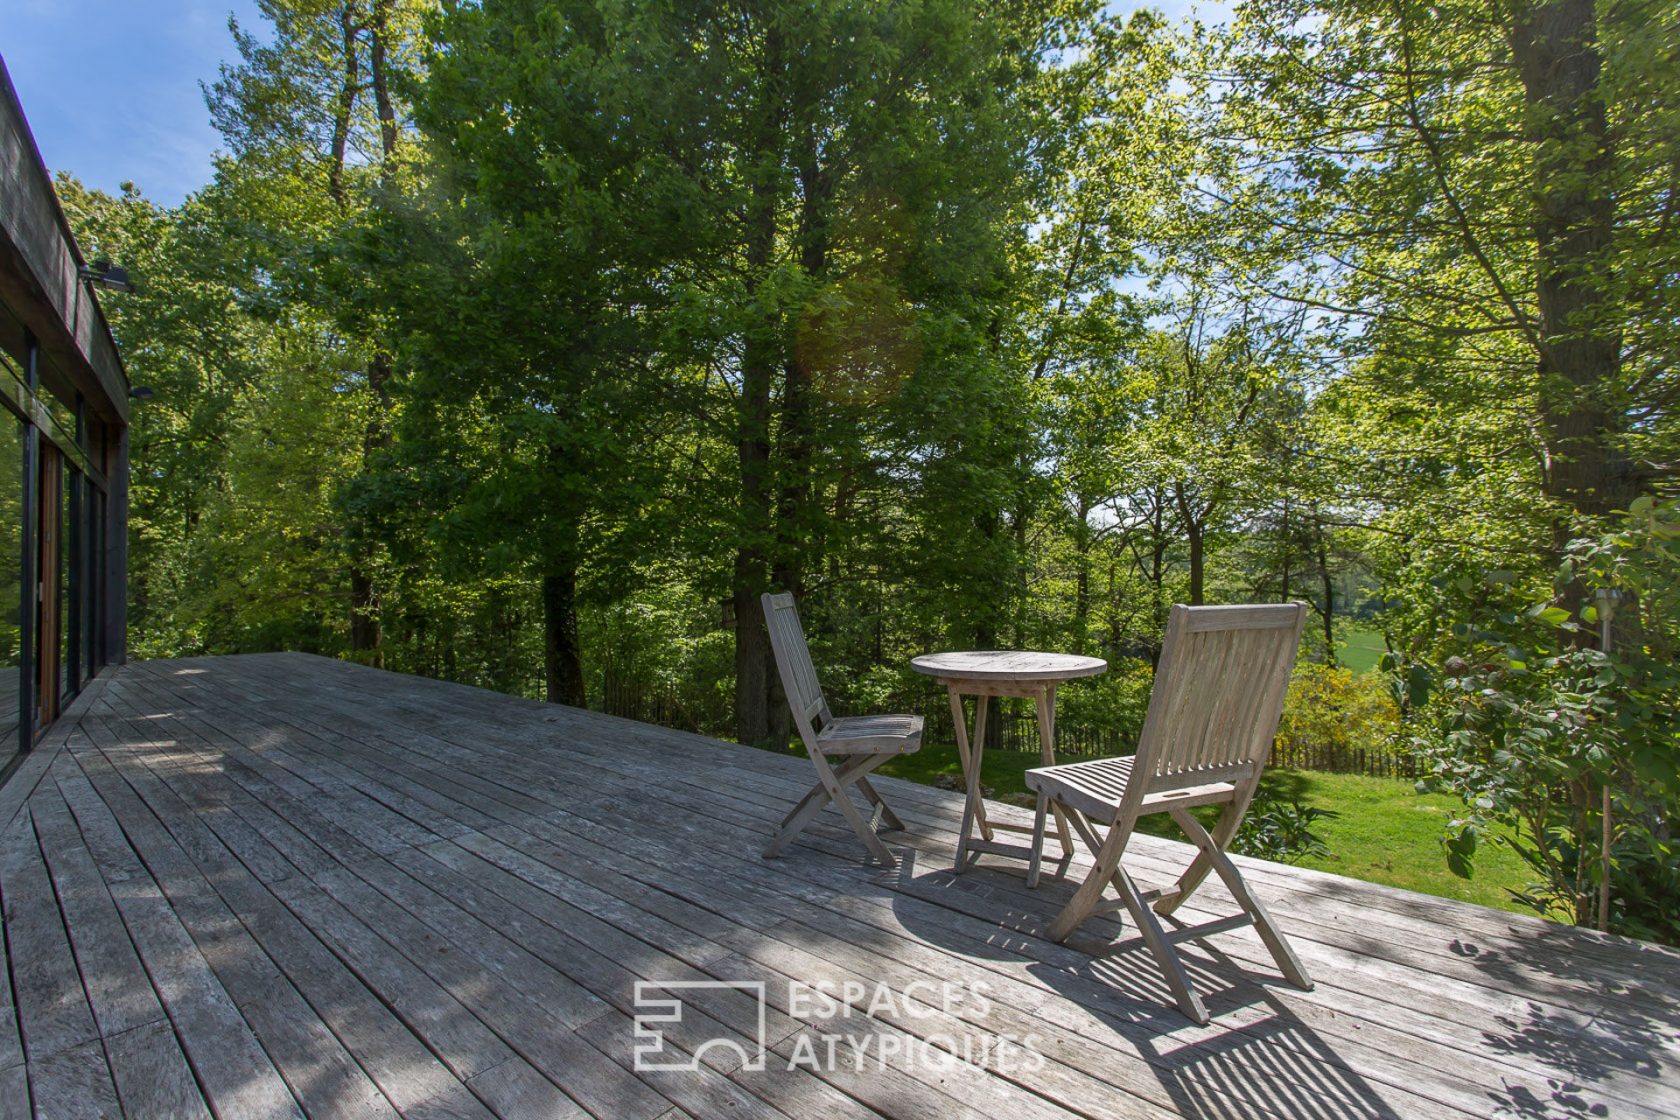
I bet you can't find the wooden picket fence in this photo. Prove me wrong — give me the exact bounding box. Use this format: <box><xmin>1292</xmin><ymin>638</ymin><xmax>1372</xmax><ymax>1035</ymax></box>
<box><xmin>600</xmin><ymin>670</ymin><xmax>697</xmax><ymax>732</ymax></box>
<box><xmin>920</xmin><ymin>705</ymin><xmax>1126</xmax><ymax>758</ymax></box>
<box><xmin>1266</xmin><ymin>738</ymin><xmax>1421</xmax><ymax>779</ymax></box>
<box><xmin>599</xmin><ymin>671</ymin><xmax>1419</xmax><ymax>779</ymax></box>
<box><xmin>923</xmin><ymin>704</ymin><xmax>1418</xmax><ymax>778</ymax></box>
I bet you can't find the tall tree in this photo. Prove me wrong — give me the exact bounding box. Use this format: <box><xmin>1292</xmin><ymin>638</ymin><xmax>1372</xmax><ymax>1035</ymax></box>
<box><xmin>659</xmin><ymin>1</ymin><xmax>1095</xmax><ymax>744</ymax></box>
<box><xmin>1197</xmin><ymin>0</ymin><xmax>1678</xmax><ymax>625</ymax></box>
<box><xmin>377</xmin><ymin>0</ymin><xmax>723</xmax><ymax>704</ymax></box>
<box><xmin>206</xmin><ymin>0</ymin><xmax>427</xmax><ymax>664</ymax></box>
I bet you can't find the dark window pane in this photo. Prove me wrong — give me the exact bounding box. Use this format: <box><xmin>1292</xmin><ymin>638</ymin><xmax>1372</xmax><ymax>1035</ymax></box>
<box><xmin>62</xmin><ymin>466</ymin><xmax>78</xmax><ymax>701</ymax></box>
<box><xmin>0</xmin><ymin>412</ymin><xmax>22</xmax><ymax>769</ymax></box>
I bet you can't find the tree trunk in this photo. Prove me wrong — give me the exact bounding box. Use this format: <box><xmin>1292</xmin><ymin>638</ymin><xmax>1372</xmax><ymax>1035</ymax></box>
<box><xmin>1105</xmin><ymin>555</ymin><xmax>1121</xmax><ymax>653</ymax></box>
<box><xmin>369</xmin><ymin>0</ymin><xmax>399</xmax><ymax>157</ymax></box>
<box><xmin>758</xmin><ymin>125</ymin><xmax>833</xmax><ymax>750</ymax></box>
<box><xmin>829</xmin><ymin>465</ymin><xmax>851</xmax><ymax>588</ymax></box>
<box><xmin>774</xmin><ymin>122</ymin><xmax>829</xmax><ymax>601</ymax></box>
<box><xmin>1149</xmin><ymin>491</ymin><xmax>1166</xmax><ymax>632</ymax></box>
<box><xmin>348</xmin><ymin>570</ymin><xmax>381</xmax><ymax>663</ymax></box>
<box><xmin>1010</xmin><ymin>492</ymin><xmax>1034</xmax><ymax>649</ymax></box>
<box><xmin>1072</xmin><ymin>495</ymin><xmax>1092</xmax><ymax>654</ymax></box>
<box><xmin>347</xmin><ymin>349</ymin><xmax>393</xmax><ymax>664</ymax></box>
<box><xmin>732</xmin><ymin>27</ymin><xmax>785</xmax><ymax>747</ymax></box>
<box><xmin>1172</xmin><ymin>483</ymin><xmax>1210</xmax><ymax>608</ymax></box>
<box><xmin>972</xmin><ymin>508</ymin><xmax>1005</xmax><ymax>750</ymax></box>
<box><xmin>347</xmin><ymin>350</ymin><xmax>393</xmax><ymax>664</ymax></box>
<box><xmin>542</xmin><ymin>570</ymin><xmax>586</xmax><ymax>707</ymax></box>
<box><xmin>335</xmin><ymin>3</ymin><xmax>400</xmax><ymax>667</ymax></box>
<box><xmin>733</xmin><ymin>360</ymin><xmax>774</xmax><ymax>745</ymax></box>
<box><xmin>1186</xmin><ymin>517</ymin><xmax>1205</xmax><ymax>606</ymax></box>
<box><xmin>1509</xmin><ymin>0</ymin><xmax>1629</xmax><ymax>539</ymax></box>
<box><xmin>1280</xmin><ymin>495</ymin><xmax>1291</xmax><ymax>602</ymax></box>
<box><xmin>327</xmin><ymin>4</ymin><xmax>359</xmax><ymax>205</ymax></box>
<box><xmin>1313</xmin><ymin>509</ymin><xmax>1335</xmax><ymax>664</ymax></box>
<box><xmin>1129</xmin><ymin>486</ymin><xmax>1170</xmax><ymax>659</ymax></box>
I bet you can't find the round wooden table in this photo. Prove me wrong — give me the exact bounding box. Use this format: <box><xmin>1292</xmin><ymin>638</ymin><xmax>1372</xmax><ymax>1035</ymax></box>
<box><xmin>910</xmin><ymin>651</ymin><xmax>1107</xmax><ymax>873</ymax></box>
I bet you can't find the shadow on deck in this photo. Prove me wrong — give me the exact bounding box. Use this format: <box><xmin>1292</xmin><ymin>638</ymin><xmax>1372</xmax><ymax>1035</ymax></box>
<box><xmin>0</xmin><ymin>653</ymin><xmax>1675</xmax><ymax>1119</ymax></box>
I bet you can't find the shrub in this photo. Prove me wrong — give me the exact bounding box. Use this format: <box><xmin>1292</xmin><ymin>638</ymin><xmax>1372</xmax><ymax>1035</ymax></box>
<box><xmin>1232</xmin><ymin>793</ymin><xmax>1340</xmax><ymax>864</ymax></box>
<box><xmin>1052</xmin><ymin>657</ymin><xmax>1154</xmax><ymax>740</ymax></box>
<box><xmin>1274</xmin><ymin>663</ymin><xmax>1401</xmax><ymax>770</ymax></box>
<box><xmin>1413</xmin><ymin>498</ymin><xmax>1680</xmax><ymax>942</ymax></box>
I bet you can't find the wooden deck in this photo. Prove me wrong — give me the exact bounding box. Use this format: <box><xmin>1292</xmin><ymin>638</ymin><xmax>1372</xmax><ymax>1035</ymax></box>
<box><xmin>1</xmin><ymin>654</ymin><xmax>1676</xmax><ymax>1120</ymax></box>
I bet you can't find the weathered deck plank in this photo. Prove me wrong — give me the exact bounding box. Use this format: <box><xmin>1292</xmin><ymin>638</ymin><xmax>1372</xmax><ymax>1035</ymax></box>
<box><xmin>0</xmin><ymin>651</ymin><xmax>1675</xmax><ymax>1120</ymax></box>
<box><xmin>206</xmin><ymin>654</ymin><xmax>1679</xmax><ymax>1105</ymax></box>
<box><xmin>137</xmin><ymin>658</ymin><xmax>1680</xmax><ymax>1120</ymax></box>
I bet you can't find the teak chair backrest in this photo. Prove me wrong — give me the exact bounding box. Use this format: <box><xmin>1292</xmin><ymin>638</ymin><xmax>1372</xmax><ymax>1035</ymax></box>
<box><xmin>762</xmin><ymin>592</ymin><xmax>833</xmax><ymax>749</ymax></box>
<box><xmin>1124</xmin><ymin>602</ymin><xmax>1307</xmax><ymax>811</ymax></box>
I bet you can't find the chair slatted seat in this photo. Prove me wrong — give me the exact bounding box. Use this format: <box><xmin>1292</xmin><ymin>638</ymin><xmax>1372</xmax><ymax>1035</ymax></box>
<box><xmin>761</xmin><ymin>592</ymin><xmax>922</xmax><ymax>867</ymax></box>
<box><xmin>1025</xmin><ymin>601</ymin><xmax>1310</xmax><ymax>1024</ymax></box>
<box><xmin>815</xmin><ymin>714</ymin><xmax>924</xmax><ymax>754</ymax></box>
<box><xmin>1031</xmin><ymin>756</ymin><xmax>1245</xmax><ymax>820</ymax></box>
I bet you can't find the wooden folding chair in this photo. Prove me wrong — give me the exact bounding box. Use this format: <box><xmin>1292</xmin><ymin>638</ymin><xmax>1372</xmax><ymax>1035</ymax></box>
<box><xmin>1025</xmin><ymin>602</ymin><xmax>1310</xmax><ymax>1023</ymax></box>
<box><xmin>761</xmin><ymin>592</ymin><xmax>923</xmax><ymax>868</ymax></box>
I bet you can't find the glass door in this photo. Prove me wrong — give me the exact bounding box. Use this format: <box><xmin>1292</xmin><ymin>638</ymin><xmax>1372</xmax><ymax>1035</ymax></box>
<box><xmin>35</xmin><ymin>443</ymin><xmax>61</xmax><ymax>731</ymax></box>
<box><xmin>0</xmin><ymin>412</ymin><xmax>21</xmax><ymax>773</ymax></box>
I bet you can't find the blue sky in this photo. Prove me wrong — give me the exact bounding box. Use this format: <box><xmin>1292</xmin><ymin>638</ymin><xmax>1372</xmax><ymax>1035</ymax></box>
<box><xmin>2</xmin><ymin>0</ymin><xmax>1221</xmax><ymax>210</ymax></box>
<box><xmin>1</xmin><ymin>1</ymin><xmax>264</xmax><ymax>206</ymax></box>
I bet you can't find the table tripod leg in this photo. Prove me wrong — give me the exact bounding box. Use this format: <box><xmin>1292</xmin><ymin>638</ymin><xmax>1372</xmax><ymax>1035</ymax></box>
<box><xmin>970</xmin><ymin>693</ymin><xmax>993</xmax><ymax>842</ymax></box>
<box><xmin>1034</xmin><ymin>685</ymin><xmax>1073</xmax><ymax>857</ymax></box>
<box><xmin>952</xmin><ymin>690</ymin><xmax>994</xmax><ymax>873</ymax></box>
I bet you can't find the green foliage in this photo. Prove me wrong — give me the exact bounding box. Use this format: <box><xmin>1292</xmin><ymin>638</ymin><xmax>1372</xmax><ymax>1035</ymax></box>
<box><xmin>1050</xmin><ymin>659</ymin><xmax>1154</xmax><ymax>741</ymax></box>
<box><xmin>1275</xmin><ymin>663</ymin><xmax>1401</xmax><ymax>767</ymax></box>
<box><xmin>1415</xmin><ymin>501</ymin><xmax>1680</xmax><ymax>941</ymax></box>
<box><xmin>1231</xmin><ymin>795</ymin><xmax>1340</xmax><ymax>865</ymax></box>
<box><xmin>56</xmin><ymin>175</ymin><xmax>360</xmax><ymax>658</ymax></box>
<box><xmin>581</xmin><ymin>587</ymin><xmax>737</xmax><ymax>735</ymax></box>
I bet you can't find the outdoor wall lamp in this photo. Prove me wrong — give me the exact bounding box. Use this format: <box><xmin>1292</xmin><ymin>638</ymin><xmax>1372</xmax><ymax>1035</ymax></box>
<box><xmin>78</xmin><ymin>260</ymin><xmax>134</xmax><ymax>292</ymax></box>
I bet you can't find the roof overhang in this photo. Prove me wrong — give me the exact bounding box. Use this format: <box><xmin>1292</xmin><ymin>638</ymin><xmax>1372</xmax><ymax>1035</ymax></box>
<box><xmin>0</xmin><ymin>54</ymin><xmax>130</xmax><ymax>425</ymax></box>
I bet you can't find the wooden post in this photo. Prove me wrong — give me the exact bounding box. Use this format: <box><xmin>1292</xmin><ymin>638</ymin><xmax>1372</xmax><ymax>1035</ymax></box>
<box><xmin>17</xmin><ymin>331</ymin><xmax>36</xmax><ymax>749</ymax></box>
<box><xmin>1596</xmin><ymin>588</ymin><xmax>1618</xmax><ymax>932</ymax></box>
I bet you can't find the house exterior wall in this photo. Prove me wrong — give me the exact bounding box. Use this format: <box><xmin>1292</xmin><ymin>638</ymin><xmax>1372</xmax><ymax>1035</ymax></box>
<box><xmin>0</xmin><ymin>55</ymin><xmax>131</xmax><ymax>782</ymax></box>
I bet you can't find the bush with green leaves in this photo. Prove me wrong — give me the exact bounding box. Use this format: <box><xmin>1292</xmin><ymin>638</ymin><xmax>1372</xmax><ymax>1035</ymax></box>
<box><xmin>1052</xmin><ymin>658</ymin><xmax>1156</xmax><ymax>742</ymax></box>
<box><xmin>1231</xmin><ymin>793</ymin><xmax>1340</xmax><ymax>864</ymax></box>
<box><xmin>1413</xmin><ymin>499</ymin><xmax>1680</xmax><ymax>942</ymax></box>
<box><xmin>1274</xmin><ymin>663</ymin><xmax>1401</xmax><ymax>770</ymax></box>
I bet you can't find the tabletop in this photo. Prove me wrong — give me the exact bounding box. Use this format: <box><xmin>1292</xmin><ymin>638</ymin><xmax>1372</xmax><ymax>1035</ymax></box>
<box><xmin>909</xmin><ymin>650</ymin><xmax>1108</xmax><ymax>683</ymax></box>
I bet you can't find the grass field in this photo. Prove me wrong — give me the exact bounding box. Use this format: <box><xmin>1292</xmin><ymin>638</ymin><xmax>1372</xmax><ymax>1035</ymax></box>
<box><xmin>1338</xmin><ymin>624</ymin><xmax>1389</xmax><ymax>674</ymax></box>
<box><xmin>874</xmin><ymin>744</ymin><xmax>1535</xmax><ymax>915</ymax></box>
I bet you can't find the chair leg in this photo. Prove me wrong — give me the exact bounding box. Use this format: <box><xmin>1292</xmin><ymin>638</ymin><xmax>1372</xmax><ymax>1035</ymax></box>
<box><xmin>953</xmin><ymin>694</ymin><xmax>990</xmax><ymax>872</ymax></box>
<box><xmin>1047</xmin><ymin>805</ymin><xmax>1209</xmax><ymax>1023</ymax></box>
<box><xmin>821</xmin><ymin>754</ymin><xmax>896</xmax><ymax>867</ymax></box>
<box><xmin>1026</xmin><ymin>789</ymin><xmax>1049</xmax><ymax>889</ymax></box>
<box><xmin>1155</xmin><ymin>799</ymin><xmax>1244</xmax><ymax>917</ymax></box>
<box><xmin>1032</xmin><ymin>686</ymin><xmax>1073</xmax><ymax>858</ymax></box>
<box><xmin>1170</xmin><ymin>807</ymin><xmax>1312</xmax><ymax>991</ymax></box>
<box><xmin>763</xmin><ymin>754</ymin><xmax>875</xmax><ymax>860</ymax></box>
<box><xmin>763</xmin><ymin>784</ymin><xmax>832</xmax><ymax>858</ymax></box>
<box><xmin>1062</xmin><ymin>805</ymin><xmax>1127</xmax><ymax>897</ymax></box>
<box><xmin>777</xmin><ymin>780</ymin><xmax>830</xmax><ymax>829</ymax></box>
<box><xmin>1046</xmin><ymin>813</ymin><xmax>1139</xmax><ymax>942</ymax></box>
<box><xmin>949</xmin><ymin>688</ymin><xmax>993</xmax><ymax>844</ymax></box>
<box><xmin>1113</xmin><ymin>863</ymin><xmax>1210</xmax><ymax>1025</ymax></box>
<box><xmin>854</xmin><ymin>776</ymin><xmax>905</xmax><ymax>832</ymax></box>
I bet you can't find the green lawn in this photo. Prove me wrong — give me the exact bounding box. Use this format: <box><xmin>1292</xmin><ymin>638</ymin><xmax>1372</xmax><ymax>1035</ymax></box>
<box><xmin>1258</xmin><ymin>770</ymin><xmax>1533</xmax><ymax>913</ymax></box>
<box><xmin>875</xmin><ymin>745</ymin><xmax>1535</xmax><ymax>915</ymax></box>
<box><xmin>1338</xmin><ymin>624</ymin><xmax>1388</xmax><ymax>674</ymax></box>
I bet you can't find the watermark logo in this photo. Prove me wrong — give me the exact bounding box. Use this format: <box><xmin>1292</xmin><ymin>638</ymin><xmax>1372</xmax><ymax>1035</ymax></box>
<box><xmin>632</xmin><ymin>980</ymin><xmax>769</xmax><ymax>1072</ymax></box>
<box><xmin>631</xmin><ymin>978</ymin><xmax>1042</xmax><ymax>1074</ymax></box>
